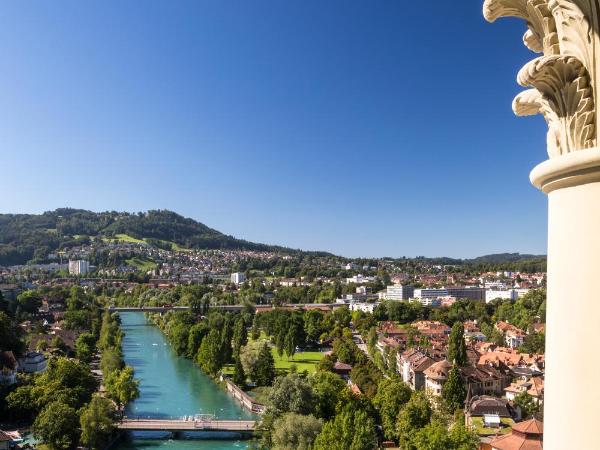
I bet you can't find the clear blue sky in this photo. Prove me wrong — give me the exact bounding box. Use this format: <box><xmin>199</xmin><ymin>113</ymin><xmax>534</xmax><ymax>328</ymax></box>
<box><xmin>0</xmin><ymin>1</ymin><xmax>548</xmax><ymax>258</ymax></box>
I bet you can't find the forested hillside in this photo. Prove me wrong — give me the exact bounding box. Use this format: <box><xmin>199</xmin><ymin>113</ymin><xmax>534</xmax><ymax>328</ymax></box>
<box><xmin>0</xmin><ymin>208</ymin><xmax>302</xmax><ymax>265</ymax></box>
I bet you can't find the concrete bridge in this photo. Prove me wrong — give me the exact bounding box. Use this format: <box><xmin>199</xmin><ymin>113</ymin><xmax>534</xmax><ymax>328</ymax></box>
<box><xmin>117</xmin><ymin>417</ymin><xmax>257</xmax><ymax>433</ymax></box>
<box><xmin>108</xmin><ymin>303</ymin><xmax>343</xmax><ymax>313</ymax></box>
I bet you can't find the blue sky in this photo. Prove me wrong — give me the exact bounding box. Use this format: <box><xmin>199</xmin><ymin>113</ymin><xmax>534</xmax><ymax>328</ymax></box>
<box><xmin>0</xmin><ymin>1</ymin><xmax>548</xmax><ymax>258</ymax></box>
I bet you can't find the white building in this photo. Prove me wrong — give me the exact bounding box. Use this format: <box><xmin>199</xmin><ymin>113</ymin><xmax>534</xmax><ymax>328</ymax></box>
<box><xmin>486</xmin><ymin>289</ymin><xmax>518</xmax><ymax>303</ymax></box>
<box><xmin>346</xmin><ymin>274</ymin><xmax>375</xmax><ymax>284</ymax></box>
<box><xmin>349</xmin><ymin>302</ymin><xmax>379</xmax><ymax>314</ymax></box>
<box><xmin>385</xmin><ymin>284</ymin><xmax>414</xmax><ymax>301</ymax></box>
<box><xmin>230</xmin><ymin>272</ymin><xmax>246</xmax><ymax>284</ymax></box>
<box><xmin>68</xmin><ymin>260</ymin><xmax>90</xmax><ymax>275</ymax></box>
<box><xmin>17</xmin><ymin>352</ymin><xmax>47</xmax><ymax>373</ymax></box>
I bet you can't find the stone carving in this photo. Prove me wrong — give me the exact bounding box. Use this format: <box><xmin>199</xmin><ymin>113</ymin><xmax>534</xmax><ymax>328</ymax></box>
<box><xmin>483</xmin><ymin>0</ymin><xmax>599</xmax><ymax>157</ymax></box>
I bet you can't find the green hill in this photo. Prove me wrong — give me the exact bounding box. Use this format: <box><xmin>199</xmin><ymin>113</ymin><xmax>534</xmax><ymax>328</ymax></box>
<box><xmin>0</xmin><ymin>208</ymin><xmax>319</xmax><ymax>265</ymax></box>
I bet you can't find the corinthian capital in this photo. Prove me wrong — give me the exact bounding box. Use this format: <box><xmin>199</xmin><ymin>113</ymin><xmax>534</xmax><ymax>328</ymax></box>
<box><xmin>483</xmin><ymin>0</ymin><xmax>600</xmax><ymax>158</ymax></box>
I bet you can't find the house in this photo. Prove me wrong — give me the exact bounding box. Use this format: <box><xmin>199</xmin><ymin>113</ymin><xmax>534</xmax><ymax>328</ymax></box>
<box><xmin>397</xmin><ymin>349</ymin><xmax>435</xmax><ymax>390</ymax></box>
<box><xmin>0</xmin><ymin>351</ymin><xmax>18</xmax><ymax>385</ymax></box>
<box><xmin>423</xmin><ymin>359</ymin><xmax>451</xmax><ymax>396</ymax></box>
<box><xmin>488</xmin><ymin>418</ymin><xmax>543</xmax><ymax>450</ymax></box>
<box><xmin>18</xmin><ymin>352</ymin><xmax>47</xmax><ymax>373</ymax></box>
<box><xmin>465</xmin><ymin>395</ymin><xmax>513</xmax><ymax>426</ymax></box>
<box><xmin>0</xmin><ymin>430</ymin><xmax>12</xmax><ymax>450</ymax></box>
<box><xmin>460</xmin><ymin>365</ymin><xmax>511</xmax><ymax>396</ymax></box>
<box><xmin>333</xmin><ymin>361</ymin><xmax>352</xmax><ymax>379</ymax></box>
<box><xmin>504</xmin><ymin>376</ymin><xmax>544</xmax><ymax>403</ymax></box>
<box><xmin>495</xmin><ymin>322</ymin><xmax>526</xmax><ymax>349</ymax></box>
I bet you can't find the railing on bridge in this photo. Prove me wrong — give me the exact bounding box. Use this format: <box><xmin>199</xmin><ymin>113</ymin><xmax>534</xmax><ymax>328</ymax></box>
<box><xmin>117</xmin><ymin>415</ymin><xmax>257</xmax><ymax>433</ymax></box>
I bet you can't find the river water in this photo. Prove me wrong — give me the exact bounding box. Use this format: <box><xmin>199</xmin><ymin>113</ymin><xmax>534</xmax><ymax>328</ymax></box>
<box><xmin>114</xmin><ymin>312</ymin><xmax>255</xmax><ymax>450</ymax></box>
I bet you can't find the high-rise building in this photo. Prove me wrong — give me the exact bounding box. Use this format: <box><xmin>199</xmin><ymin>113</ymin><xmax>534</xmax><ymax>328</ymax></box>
<box><xmin>385</xmin><ymin>284</ymin><xmax>414</xmax><ymax>301</ymax></box>
<box><xmin>230</xmin><ymin>272</ymin><xmax>246</xmax><ymax>284</ymax></box>
<box><xmin>68</xmin><ymin>260</ymin><xmax>90</xmax><ymax>276</ymax></box>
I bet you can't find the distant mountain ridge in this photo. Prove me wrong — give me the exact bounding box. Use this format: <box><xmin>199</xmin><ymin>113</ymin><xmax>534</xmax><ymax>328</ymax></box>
<box><xmin>0</xmin><ymin>208</ymin><xmax>546</xmax><ymax>267</ymax></box>
<box><xmin>0</xmin><ymin>208</ymin><xmax>323</xmax><ymax>265</ymax></box>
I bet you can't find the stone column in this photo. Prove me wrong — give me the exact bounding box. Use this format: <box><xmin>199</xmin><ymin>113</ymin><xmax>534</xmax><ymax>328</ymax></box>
<box><xmin>483</xmin><ymin>1</ymin><xmax>600</xmax><ymax>448</ymax></box>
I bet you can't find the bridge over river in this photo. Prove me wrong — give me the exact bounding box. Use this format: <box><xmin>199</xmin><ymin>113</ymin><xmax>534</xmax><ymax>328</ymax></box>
<box><xmin>118</xmin><ymin>417</ymin><xmax>257</xmax><ymax>433</ymax></box>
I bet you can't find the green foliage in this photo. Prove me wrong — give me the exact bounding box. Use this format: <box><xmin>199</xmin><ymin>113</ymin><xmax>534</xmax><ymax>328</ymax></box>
<box><xmin>397</xmin><ymin>391</ymin><xmax>432</xmax><ymax>447</ymax></box>
<box><xmin>312</xmin><ymin>408</ymin><xmax>377</xmax><ymax>450</ymax></box>
<box><xmin>79</xmin><ymin>395</ymin><xmax>116</xmax><ymax>450</ymax></box>
<box><xmin>514</xmin><ymin>391</ymin><xmax>541</xmax><ymax>419</ymax></box>
<box><xmin>267</xmin><ymin>373</ymin><xmax>315</xmax><ymax>416</ymax></box>
<box><xmin>232</xmin><ymin>355</ymin><xmax>246</xmax><ymax>387</ymax></box>
<box><xmin>271</xmin><ymin>412</ymin><xmax>323</xmax><ymax>450</ymax></box>
<box><xmin>448</xmin><ymin>322</ymin><xmax>468</xmax><ymax>367</ymax></box>
<box><xmin>16</xmin><ymin>290</ymin><xmax>42</xmax><ymax>314</ymax></box>
<box><xmin>373</xmin><ymin>377</ymin><xmax>412</xmax><ymax>440</ymax></box>
<box><xmin>309</xmin><ymin>371</ymin><xmax>347</xmax><ymax>419</ymax></box>
<box><xmin>196</xmin><ymin>329</ymin><xmax>223</xmax><ymax>376</ymax></box>
<box><xmin>519</xmin><ymin>332</ymin><xmax>545</xmax><ymax>354</ymax></box>
<box><xmin>442</xmin><ymin>366</ymin><xmax>467</xmax><ymax>413</ymax></box>
<box><xmin>254</xmin><ymin>342</ymin><xmax>276</xmax><ymax>386</ymax></box>
<box><xmin>75</xmin><ymin>332</ymin><xmax>97</xmax><ymax>363</ymax></box>
<box><xmin>32</xmin><ymin>400</ymin><xmax>79</xmax><ymax>450</ymax></box>
<box><xmin>105</xmin><ymin>366</ymin><xmax>140</xmax><ymax>411</ymax></box>
<box><xmin>410</xmin><ymin>418</ymin><xmax>479</xmax><ymax>450</ymax></box>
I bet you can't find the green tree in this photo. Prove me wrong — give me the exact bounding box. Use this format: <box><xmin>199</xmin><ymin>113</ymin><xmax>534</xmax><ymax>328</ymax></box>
<box><xmin>254</xmin><ymin>342</ymin><xmax>275</xmax><ymax>386</ymax></box>
<box><xmin>397</xmin><ymin>391</ymin><xmax>432</xmax><ymax>447</ymax></box>
<box><xmin>271</xmin><ymin>412</ymin><xmax>323</xmax><ymax>450</ymax></box>
<box><xmin>79</xmin><ymin>395</ymin><xmax>116</xmax><ymax>450</ymax></box>
<box><xmin>313</xmin><ymin>408</ymin><xmax>377</xmax><ymax>450</ymax></box>
<box><xmin>187</xmin><ymin>322</ymin><xmax>208</xmax><ymax>358</ymax></box>
<box><xmin>447</xmin><ymin>322</ymin><xmax>468</xmax><ymax>367</ymax></box>
<box><xmin>16</xmin><ymin>290</ymin><xmax>42</xmax><ymax>315</ymax></box>
<box><xmin>514</xmin><ymin>391</ymin><xmax>540</xmax><ymax>419</ymax></box>
<box><xmin>105</xmin><ymin>366</ymin><xmax>140</xmax><ymax>415</ymax></box>
<box><xmin>232</xmin><ymin>317</ymin><xmax>248</xmax><ymax>355</ymax></box>
<box><xmin>309</xmin><ymin>371</ymin><xmax>347</xmax><ymax>419</ymax></box>
<box><xmin>75</xmin><ymin>332</ymin><xmax>97</xmax><ymax>363</ymax></box>
<box><xmin>232</xmin><ymin>355</ymin><xmax>246</xmax><ymax>387</ymax></box>
<box><xmin>196</xmin><ymin>329</ymin><xmax>223</xmax><ymax>376</ymax></box>
<box><xmin>373</xmin><ymin>377</ymin><xmax>412</xmax><ymax>440</ymax></box>
<box><xmin>267</xmin><ymin>373</ymin><xmax>315</xmax><ymax>415</ymax></box>
<box><xmin>442</xmin><ymin>365</ymin><xmax>467</xmax><ymax>413</ymax></box>
<box><xmin>32</xmin><ymin>401</ymin><xmax>79</xmax><ymax>450</ymax></box>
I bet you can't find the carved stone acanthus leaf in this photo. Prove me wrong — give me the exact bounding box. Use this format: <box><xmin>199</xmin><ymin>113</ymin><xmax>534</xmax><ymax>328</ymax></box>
<box><xmin>516</xmin><ymin>55</ymin><xmax>595</xmax><ymax>157</ymax></box>
<box><xmin>483</xmin><ymin>0</ymin><xmax>560</xmax><ymax>54</ymax></box>
<box><xmin>483</xmin><ymin>0</ymin><xmax>599</xmax><ymax>157</ymax></box>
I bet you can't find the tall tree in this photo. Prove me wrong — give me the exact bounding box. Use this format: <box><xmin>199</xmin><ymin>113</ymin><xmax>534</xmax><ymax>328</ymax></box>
<box><xmin>309</xmin><ymin>371</ymin><xmax>347</xmax><ymax>419</ymax></box>
<box><xmin>105</xmin><ymin>366</ymin><xmax>140</xmax><ymax>415</ymax></box>
<box><xmin>79</xmin><ymin>395</ymin><xmax>116</xmax><ymax>450</ymax></box>
<box><xmin>397</xmin><ymin>391</ymin><xmax>432</xmax><ymax>446</ymax></box>
<box><xmin>447</xmin><ymin>322</ymin><xmax>468</xmax><ymax>367</ymax></box>
<box><xmin>267</xmin><ymin>373</ymin><xmax>315</xmax><ymax>415</ymax></box>
<box><xmin>254</xmin><ymin>342</ymin><xmax>275</xmax><ymax>386</ymax></box>
<box><xmin>32</xmin><ymin>401</ymin><xmax>79</xmax><ymax>450</ymax></box>
<box><xmin>271</xmin><ymin>413</ymin><xmax>323</xmax><ymax>450</ymax></box>
<box><xmin>373</xmin><ymin>377</ymin><xmax>412</xmax><ymax>440</ymax></box>
<box><xmin>313</xmin><ymin>408</ymin><xmax>377</xmax><ymax>450</ymax></box>
<box><xmin>442</xmin><ymin>365</ymin><xmax>467</xmax><ymax>413</ymax></box>
<box><xmin>196</xmin><ymin>329</ymin><xmax>223</xmax><ymax>376</ymax></box>
<box><xmin>232</xmin><ymin>355</ymin><xmax>246</xmax><ymax>387</ymax></box>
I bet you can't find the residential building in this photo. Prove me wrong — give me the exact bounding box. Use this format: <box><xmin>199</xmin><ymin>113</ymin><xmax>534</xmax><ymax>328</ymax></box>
<box><xmin>424</xmin><ymin>359</ymin><xmax>451</xmax><ymax>396</ymax></box>
<box><xmin>349</xmin><ymin>302</ymin><xmax>378</xmax><ymax>314</ymax></box>
<box><xmin>68</xmin><ymin>259</ymin><xmax>90</xmax><ymax>275</ymax></box>
<box><xmin>18</xmin><ymin>352</ymin><xmax>47</xmax><ymax>373</ymax></box>
<box><xmin>0</xmin><ymin>430</ymin><xmax>12</xmax><ymax>450</ymax></box>
<box><xmin>385</xmin><ymin>284</ymin><xmax>414</xmax><ymax>301</ymax></box>
<box><xmin>496</xmin><ymin>322</ymin><xmax>526</xmax><ymax>349</ymax></box>
<box><xmin>460</xmin><ymin>365</ymin><xmax>511</xmax><ymax>396</ymax></box>
<box><xmin>230</xmin><ymin>272</ymin><xmax>246</xmax><ymax>284</ymax></box>
<box><xmin>397</xmin><ymin>348</ymin><xmax>435</xmax><ymax>390</ymax></box>
<box><xmin>504</xmin><ymin>376</ymin><xmax>544</xmax><ymax>404</ymax></box>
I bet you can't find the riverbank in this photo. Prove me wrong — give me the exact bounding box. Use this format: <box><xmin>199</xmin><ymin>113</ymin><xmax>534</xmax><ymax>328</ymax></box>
<box><xmin>113</xmin><ymin>312</ymin><xmax>255</xmax><ymax>449</ymax></box>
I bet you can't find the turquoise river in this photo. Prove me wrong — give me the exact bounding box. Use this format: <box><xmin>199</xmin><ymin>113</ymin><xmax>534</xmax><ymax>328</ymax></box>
<box><xmin>114</xmin><ymin>312</ymin><xmax>255</xmax><ymax>450</ymax></box>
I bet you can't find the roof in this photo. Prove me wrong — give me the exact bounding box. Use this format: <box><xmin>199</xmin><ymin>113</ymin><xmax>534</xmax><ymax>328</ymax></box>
<box><xmin>424</xmin><ymin>359</ymin><xmax>452</xmax><ymax>381</ymax></box>
<box><xmin>512</xmin><ymin>418</ymin><xmax>543</xmax><ymax>435</ymax></box>
<box><xmin>467</xmin><ymin>395</ymin><xmax>512</xmax><ymax>418</ymax></box>
<box><xmin>0</xmin><ymin>430</ymin><xmax>11</xmax><ymax>442</ymax></box>
<box><xmin>489</xmin><ymin>419</ymin><xmax>543</xmax><ymax>450</ymax></box>
<box><xmin>333</xmin><ymin>361</ymin><xmax>352</xmax><ymax>371</ymax></box>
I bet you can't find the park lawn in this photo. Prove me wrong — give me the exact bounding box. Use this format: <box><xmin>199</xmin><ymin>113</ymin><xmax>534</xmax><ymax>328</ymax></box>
<box><xmin>222</xmin><ymin>348</ymin><xmax>324</xmax><ymax>376</ymax></box>
<box><xmin>272</xmin><ymin>349</ymin><xmax>323</xmax><ymax>374</ymax></box>
<box><xmin>125</xmin><ymin>257</ymin><xmax>156</xmax><ymax>272</ymax></box>
<box><xmin>470</xmin><ymin>417</ymin><xmax>513</xmax><ymax>436</ymax></box>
